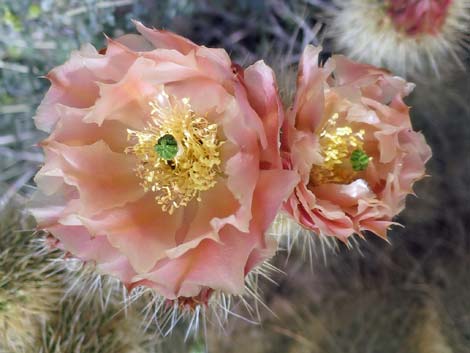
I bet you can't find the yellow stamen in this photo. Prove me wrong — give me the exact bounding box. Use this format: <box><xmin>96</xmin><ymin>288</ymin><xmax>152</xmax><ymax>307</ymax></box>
<box><xmin>126</xmin><ymin>91</ymin><xmax>223</xmax><ymax>214</ymax></box>
<box><xmin>310</xmin><ymin>113</ymin><xmax>370</xmax><ymax>186</ymax></box>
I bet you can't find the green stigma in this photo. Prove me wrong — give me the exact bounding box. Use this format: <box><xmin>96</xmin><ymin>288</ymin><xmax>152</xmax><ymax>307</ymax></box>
<box><xmin>155</xmin><ymin>134</ymin><xmax>178</xmax><ymax>160</ymax></box>
<box><xmin>350</xmin><ymin>149</ymin><xmax>370</xmax><ymax>171</ymax></box>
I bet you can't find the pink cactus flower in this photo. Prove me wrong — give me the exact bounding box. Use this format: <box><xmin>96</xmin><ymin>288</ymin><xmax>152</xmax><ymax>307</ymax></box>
<box><xmin>330</xmin><ymin>0</ymin><xmax>469</xmax><ymax>76</ymax></box>
<box><xmin>31</xmin><ymin>21</ymin><xmax>298</xmax><ymax>300</ymax></box>
<box><xmin>282</xmin><ymin>46</ymin><xmax>431</xmax><ymax>242</ymax></box>
<box><xmin>387</xmin><ymin>0</ymin><xmax>453</xmax><ymax>36</ymax></box>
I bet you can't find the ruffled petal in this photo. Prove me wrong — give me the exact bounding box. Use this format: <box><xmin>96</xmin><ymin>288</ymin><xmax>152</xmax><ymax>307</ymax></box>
<box><xmin>34</xmin><ymin>45</ymin><xmax>101</xmax><ymax>132</ymax></box>
<box><xmin>312</xmin><ymin>179</ymin><xmax>374</xmax><ymax>208</ymax></box>
<box><xmin>83</xmin><ymin>57</ymin><xmax>158</xmax><ymax>129</ymax></box>
<box><xmin>292</xmin><ymin>45</ymin><xmax>332</xmax><ymax>133</ymax></box>
<box><xmin>136</xmin><ymin>225</ymin><xmax>260</xmax><ymax>298</ymax></box>
<box><xmin>154</xmin><ymin>180</ymin><xmax>239</xmax><ymax>259</ymax></box>
<box><xmin>47</xmin><ymin>106</ymin><xmax>128</xmax><ymax>152</ymax></box>
<box><xmin>133</xmin><ymin>20</ymin><xmax>197</xmax><ymax>54</ymax></box>
<box><xmin>48</xmin><ymin>224</ymin><xmax>137</xmax><ymax>282</ymax></box>
<box><xmin>244</xmin><ymin>60</ymin><xmax>284</xmax><ymax>168</ymax></box>
<box><xmin>80</xmin><ymin>194</ymin><xmax>184</xmax><ymax>273</ymax></box>
<box><xmin>45</xmin><ymin>140</ymin><xmax>144</xmax><ymax>215</ymax></box>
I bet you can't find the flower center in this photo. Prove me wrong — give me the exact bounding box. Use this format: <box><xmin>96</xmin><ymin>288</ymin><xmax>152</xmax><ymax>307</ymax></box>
<box><xmin>126</xmin><ymin>92</ymin><xmax>223</xmax><ymax>214</ymax></box>
<box><xmin>310</xmin><ymin>113</ymin><xmax>370</xmax><ymax>186</ymax></box>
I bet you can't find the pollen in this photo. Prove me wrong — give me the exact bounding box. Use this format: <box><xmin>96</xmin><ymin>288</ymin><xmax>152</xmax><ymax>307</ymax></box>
<box><xmin>126</xmin><ymin>91</ymin><xmax>223</xmax><ymax>214</ymax></box>
<box><xmin>310</xmin><ymin>113</ymin><xmax>370</xmax><ymax>186</ymax></box>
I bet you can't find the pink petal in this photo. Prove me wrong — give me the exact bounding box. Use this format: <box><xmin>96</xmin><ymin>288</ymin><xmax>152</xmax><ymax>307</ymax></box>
<box><xmin>194</xmin><ymin>46</ymin><xmax>233</xmax><ymax>81</ymax></box>
<box><xmin>34</xmin><ymin>147</ymin><xmax>66</xmax><ymax>196</ymax></box>
<box><xmin>137</xmin><ymin>225</ymin><xmax>261</xmax><ymax>298</ymax></box>
<box><xmin>46</xmin><ymin>140</ymin><xmax>144</xmax><ymax>215</ymax></box>
<box><xmin>83</xmin><ymin>37</ymin><xmax>139</xmax><ymax>83</ymax></box>
<box><xmin>224</xmin><ymin>149</ymin><xmax>259</xmax><ymax>232</ymax></box>
<box><xmin>49</xmin><ymin>224</ymin><xmax>137</xmax><ymax>282</ymax></box>
<box><xmin>29</xmin><ymin>189</ymin><xmax>69</xmax><ymax>227</ymax></box>
<box><xmin>233</xmin><ymin>81</ymin><xmax>268</xmax><ymax>149</ymax></box>
<box><xmin>244</xmin><ymin>60</ymin><xmax>284</xmax><ymax>168</ymax></box>
<box><xmin>83</xmin><ymin>57</ymin><xmax>158</xmax><ymax>129</ymax></box>
<box><xmin>292</xmin><ymin>45</ymin><xmax>331</xmax><ymax>133</ymax></box>
<box><xmin>133</xmin><ymin>20</ymin><xmax>197</xmax><ymax>54</ymax></box>
<box><xmin>291</xmin><ymin>130</ymin><xmax>322</xmax><ymax>180</ymax></box>
<box><xmin>375</xmin><ymin>128</ymin><xmax>400</xmax><ymax>164</ymax></box>
<box><xmin>359</xmin><ymin>219</ymin><xmax>394</xmax><ymax>239</ymax></box>
<box><xmin>165</xmin><ymin>77</ymin><xmax>231</xmax><ymax>118</ymax></box>
<box><xmin>312</xmin><ymin>179</ymin><xmax>374</xmax><ymax>208</ymax></box>
<box><xmin>166</xmin><ymin>180</ymin><xmax>240</xmax><ymax>258</ymax></box>
<box><xmin>251</xmin><ymin>169</ymin><xmax>300</xmax><ymax>232</ymax></box>
<box><xmin>47</xmin><ymin>106</ymin><xmax>128</xmax><ymax>152</ymax></box>
<box><xmin>80</xmin><ymin>194</ymin><xmax>184</xmax><ymax>273</ymax></box>
<box><xmin>34</xmin><ymin>45</ymin><xmax>101</xmax><ymax>132</ymax></box>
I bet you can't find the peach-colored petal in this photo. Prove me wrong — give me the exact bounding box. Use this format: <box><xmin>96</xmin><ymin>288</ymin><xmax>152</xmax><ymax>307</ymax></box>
<box><xmin>165</xmin><ymin>77</ymin><xmax>232</xmax><ymax>118</ymax></box>
<box><xmin>224</xmin><ymin>149</ymin><xmax>259</xmax><ymax>232</ymax></box>
<box><xmin>399</xmin><ymin>129</ymin><xmax>432</xmax><ymax>165</ymax></box>
<box><xmin>142</xmin><ymin>45</ymin><xmax>237</xmax><ymax>88</ymax></box>
<box><xmin>142</xmin><ymin>47</ymin><xmax>199</xmax><ymax>70</ymax></box>
<box><xmin>48</xmin><ymin>224</ymin><xmax>138</xmax><ymax>282</ymax></box>
<box><xmin>359</xmin><ymin>219</ymin><xmax>393</xmax><ymax>239</ymax></box>
<box><xmin>164</xmin><ymin>180</ymin><xmax>239</xmax><ymax>259</ymax></box>
<box><xmin>98</xmin><ymin>256</ymin><xmax>137</xmax><ymax>284</ymax></box>
<box><xmin>133</xmin><ymin>20</ymin><xmax>197</xmax><ymax>54</ymax></box>
<box><xmin>242</xmin><ymin>168</ymin><xmax>299</xmax><ymax>271</ymax></box>
<box><xmin>291</xmin><ymin>130</ymin><xmax>321</xmax><ymax>180</ymax></box>
<box><xmin>29</xmin><ymin>188</ymin><xmax>70</xmax><ymax>228</ymax></box>
<box><xmin>80</xmin><ymin>194</ymin><xmax>184</xmax><ymax>273</ymax></box>
<box><xmin>293</xmin><ymin>46</ymin><xmax>326</xmax><ymax>132</ymax></box>
<box><xmin>136</xmin><ymin>225</ymin><xmax>261</xmax><ymax>298</ymax></box>
<box><xmin>252</xmin><ymin>169</ymin><xmax>300</xmax><ymax>232</ymax></box>
<box><xmin>83</xmin><ymin>57</ymin><xmax>158</xmax><ymax>129</ymax></box>
<box><xmin>34</xmin><ymin>41</ymin><xmax>142</xmax><ymax>133</ymax></box>
<box><xmin>194</xmin><ymin>46</ymin><xmax>234</xmax><ymax>82</ymax></box>
<box><xmin>374</xmin><ymin>127</ymin><xmax>400</xmax><ymax>164</ymax></box>
<box><xmin>244</xmin><ymin>235</ymin><xmax>278</xmax><ymax>275</ymax></box>
<box><xmin>34</xmin><ymin>148</ymin><xmax>66</xmax><ymax>196</ymax></box>
<box><xmin>312</xmin><ymin>179</ymin><xmax>374</xmax><ymax>208</ymax></box>
<box><xmin>46</xmin><ymin>140</ymin><xmax>144</xmax><ymax>215</ymax></box>
<box><xmin>244</xmin><ymin>60</ymin><xmax>284</xmax><ymax>168</ymax></box>
<box><xmin>310</xmin><ymin>200</ymin><xmax>355</xmax><ymax>240</ymax></box>
<box><xmin>48</xmin><ymin>225</ymin><xmax>117</xmax><ymax>262</ymax></box>
<box><xmin>47</xmin><ymin>106</ymin><xmax>128</xmax><ymax>152</ymax></box>
<box><xmin>233</xmin><ymin>82</ymin><xmax>268</xmax><ymax>149</ymax></box>
<box><xmin>363</xmin><ymin>97</ymin><xmax>411</xmax><ymax>128</ymax></box>
<box><xmin>83</xmin><ymin>37</ymin><xmax>139</xmax><ymax>83</ymax></box>
<box><xmin>34</xmin><ymin>45</ymin><xmax>101</xmax><ymax>132</ymax></box>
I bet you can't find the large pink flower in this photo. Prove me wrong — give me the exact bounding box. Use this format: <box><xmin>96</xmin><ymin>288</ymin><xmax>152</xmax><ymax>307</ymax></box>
<box><xmin>282</xmin><ymin>46</ymin><xmax>431</xmax><ymax>241</ymax></box>
<box><xmin>31</xmin><ymin>21</ymin><xmax>298</xmax><ymax>300</ymax></box>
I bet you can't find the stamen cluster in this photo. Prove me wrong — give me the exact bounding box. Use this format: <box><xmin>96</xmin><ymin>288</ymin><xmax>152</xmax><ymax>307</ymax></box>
<box><xmin>127</xmin><ymin>92</ymin><xmax>223</xmax><ymax>214</ymax></box>
<box><xmin>310</xmin><ymin>113</ymin><xmax>368</xmax><ymax>186</ymax></box>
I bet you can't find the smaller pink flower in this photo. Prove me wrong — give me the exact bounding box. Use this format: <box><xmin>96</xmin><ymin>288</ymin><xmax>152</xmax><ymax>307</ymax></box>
<box><xmin>387</xmin><ymin>0</ymin><xmax>453</xmax><ymax>36</ymax></box>
<box><xmin>282</xmin><ymin>46</ymin><xmax>431</xmax><ymax>241</ymax></box>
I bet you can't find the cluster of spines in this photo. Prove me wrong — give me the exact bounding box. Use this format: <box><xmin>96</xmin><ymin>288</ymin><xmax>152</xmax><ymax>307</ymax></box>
<box><xmin>0</xmin><ymin>203</ymin><xmax>63</xmax><ymax>353</ymax></box>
